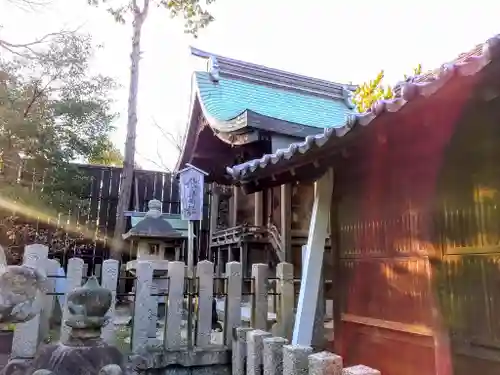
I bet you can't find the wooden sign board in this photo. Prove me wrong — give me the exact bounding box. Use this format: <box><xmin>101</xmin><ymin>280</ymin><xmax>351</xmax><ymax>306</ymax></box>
<box><xmin>178</xmin><ymin>164</ymin><xmax>208</xmax><ymax>221</ymax></box>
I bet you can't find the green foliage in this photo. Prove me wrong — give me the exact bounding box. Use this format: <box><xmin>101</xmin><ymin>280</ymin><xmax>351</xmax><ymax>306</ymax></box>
<box><xmin>352</xmin><ymin>65</ymin><xmax>423</xmax><ymax>113</ymax></box>
<box><xmin>87</xmin><ymin>0</ymin><xmax>215</xmax><ymax>37</ymax></box>
<box><xmin>88</xmin><ymin>139</ymin><xmax>124</xmax><ymax>166</ymax></box>
<box><xmin>0</xmin><ymin>33</ymin><xmax>119</xmax><ymax>214</ymax></box>
<box><xmin>352</xmin><ymin>70</ymin><xmax>393</xmax><ymax>113</ymax></box>
<box><xmin>404</xmin><ymin>63</ymin><xmax>423</xmax><ymax>81</ymax></box>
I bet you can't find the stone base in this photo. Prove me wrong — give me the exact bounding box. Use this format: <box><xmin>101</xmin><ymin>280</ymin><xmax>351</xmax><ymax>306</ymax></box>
<box><xmin>26</xmin><ymin>340</ymin><xmax>125</xmax><ymax>375</ymax></box>
<box><xmin>130</xmin><ymin>346</ymin><xmax>230</xmax><ymax>372</ymax></box>
<box><xmin>143</xmin><ymin>364</ymin><xmax>231</xmax><ymax>375</ymax></box>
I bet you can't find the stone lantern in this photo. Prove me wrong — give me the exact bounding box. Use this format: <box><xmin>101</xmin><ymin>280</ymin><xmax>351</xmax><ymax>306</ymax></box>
<box><xmin>124</xmin><ymin>199</ymin><xmax>188</xmax><ymax>304</ymax></box>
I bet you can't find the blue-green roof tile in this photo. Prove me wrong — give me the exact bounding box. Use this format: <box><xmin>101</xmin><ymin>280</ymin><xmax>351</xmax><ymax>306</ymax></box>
<box><xmin>195</xmin><ymin>72</ymin><xmax>354</xmax><ymax>129</ymax></box>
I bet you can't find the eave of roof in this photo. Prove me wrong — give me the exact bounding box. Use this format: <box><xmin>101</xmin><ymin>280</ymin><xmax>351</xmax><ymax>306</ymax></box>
<box><xmin>194</xmin><ymin>71</ymin><xmax>355</xmax><ymax>133</ymax></box>
<box><xmin>226</xmin><ymin>34</ymin><xmax>500</xmax><ymax>184</ymax></box>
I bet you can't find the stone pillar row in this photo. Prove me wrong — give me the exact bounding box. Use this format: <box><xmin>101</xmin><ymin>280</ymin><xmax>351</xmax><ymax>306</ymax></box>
<box><xmin>232</xmin><ymin>327</ymin><xmax>381</xmax><ymax>375</ymax></box>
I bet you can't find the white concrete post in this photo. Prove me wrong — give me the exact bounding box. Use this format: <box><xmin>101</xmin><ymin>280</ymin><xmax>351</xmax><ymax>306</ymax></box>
<box><xmin>132</xmin><ymin>261</ymin><xmax>154</xmax><ymax>353</ymax></box>
<box><xmin>196</xmin><ymin>260</ymin><xmax>214</xmax><ymax>347</ymax></box>
<box><xmin>11</xmin><ymin>244</ymin><xmax>48</xmax><ymax>359</ymax></box>
<box><xmin>60</xmin><ymin>257</ymin><xmax>84</xmax><ymax>343</ymax></box>
<box><xmin>251</xmin><ymin>263</ymin><xmax>268</xmax><ymax>331</ymax></box>
<box><xmin>293</xmin><ymin>169</ymin><xmax>333</xmax><ymax>346</ymax></box>
<box><xmin>302</xmin><ymin>245</ymin><xmax>325</xmax><ymax>348</ymax></box>
<box><xmin>101</xmin><ymin>259</ymin><xmax>119</xmax><ymax>344</ymax></box>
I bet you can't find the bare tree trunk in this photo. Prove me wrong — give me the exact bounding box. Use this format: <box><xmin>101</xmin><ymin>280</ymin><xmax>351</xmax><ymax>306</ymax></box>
<box><xmin>111</xmin><ymin>0</ymin><xmax>149</xmax><ymax>260</ymax></box>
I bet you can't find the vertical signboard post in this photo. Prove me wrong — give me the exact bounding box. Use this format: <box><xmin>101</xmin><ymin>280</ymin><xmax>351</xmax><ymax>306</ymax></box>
<box><xmin>178</xmin><ymin>163</ymin><xmax>208</xmax><ymax>276</ymax></box>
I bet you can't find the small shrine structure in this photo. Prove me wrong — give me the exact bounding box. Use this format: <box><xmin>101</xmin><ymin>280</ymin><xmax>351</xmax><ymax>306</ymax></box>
<box><xmin>177</xmin><ymin>47</ymin><xmax>357</xmax><ymax>279</ymax></box>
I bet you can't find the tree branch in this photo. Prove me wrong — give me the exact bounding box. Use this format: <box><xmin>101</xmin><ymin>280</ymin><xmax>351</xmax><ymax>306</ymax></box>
<box><xmin>135</xmin><ymin>150</ymin><xmax>170</xmax><ymax>172</ymax></box>
<box><xmin>0</xmin><ymin>30</ymin><xmax>76</xmax><ymax>58</ymax></box>
<box><xmin>131</xmin><ymin>0</ymin><xmax>140</xmax><ymax>14</ymax></box>
<box><xmin>6</xmin><ymin>0</ymin><xmax>51</xmax><ymax>12</ymax></box>
<box><xmin>151</xmin><ymin>119</ymin><xmax>184</xmax><ymax>153</ymax></box>
<box><xmin>141</xmin><ymin>0</ymin><xmax>150</xmax><ymax>18</ymax></box>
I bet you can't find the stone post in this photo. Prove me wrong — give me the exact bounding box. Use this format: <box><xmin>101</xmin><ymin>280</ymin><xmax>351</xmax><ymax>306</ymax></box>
<box><xmin>225</xmin><ymin>262</ymin><xmax>242</xmax><ymax>345</ymax></box>
<box><xmin>232</xmin><ymin>327</ymin><xmax>254</xmax><ymax>375</ymax></box>
<box><xmin>342</xmin><ymin>365</ymin><xmax>381</xmax><ymax>375</ymax></box>
<box><xmin>282</xmin><ymin>344</ymin><xmax>313</xmax><ymax>375</ymax></box>
<box><xmin>165</xmin><ymin>261</ymin><xmax>185</xmax><ymax>349</ymax></box>
<box><xmin>251</xmin><ymin>263</ymin><xmax>268</xmax><ymax>331</ymax></box>
<box><xmin>196</xmin><ymin>260</ymin><xmax>214</xmax><ymax>347</ymax></box>
<box><xmin>263</xmin><ymin>336</ymin><xmax>288</xmax><ymax>375</ymax></box>
<box><xmin>148</xmin><ymin>282</ymin><xmax>159</xmax><ymax>337</ymax></box>
<box><xmin>275</xmin><ymin>262</ymin><xmax>294</xmax><ymax>340</ymax></box>
<box><xmin>308</xmin><ymin>351</ymin><xmax>343</xmax><ymax>375</ymax></box>
<box><xmin>38</xmin><ymin>258</ymin><xmax>59</xmax><ymax>345</ymax></box>
<box><xmin>11</xmin><ymin>244</ymin><xmax>49</xmax><ymax>359</ymax></box>
<box><xmin>246</xmin><ymin>330</ymin><xmax>272</xmax><ymax>375</ymax></box>
<box><xmin>132</xmin><ymin>261</ymin><xmax>154</xmax><ymax>353</ymax></box>
<box><xmin>101</xmin><ymin>259</ymin><xmax>120</xmax><ymax>344</ymax></box>
<box><xmin>60</xmin><ymin>257</ymin><xmax>84</xmax><ymax>344</ymax></box>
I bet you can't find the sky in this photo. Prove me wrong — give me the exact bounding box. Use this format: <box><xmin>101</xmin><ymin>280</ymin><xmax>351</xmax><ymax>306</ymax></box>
<box><xmin>1</xmin><ymin>0</ymin><xmax>499</xmax><ymax>171</ymax></box>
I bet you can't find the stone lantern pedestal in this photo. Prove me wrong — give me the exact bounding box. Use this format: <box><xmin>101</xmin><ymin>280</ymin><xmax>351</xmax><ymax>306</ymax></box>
<box><xmin>25</xmin><ymin>277</ymin><xmax>125</xmax><ymax>375</ymax></box>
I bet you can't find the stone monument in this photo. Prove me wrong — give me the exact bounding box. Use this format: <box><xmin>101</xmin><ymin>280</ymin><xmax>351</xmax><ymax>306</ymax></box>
<box><xmin>0</xmin><ymin>261</ymin><xmax>47</xmax><ymax>375</ymax></box>
<box><xmin>0</xmin><ymin>265</ymin><xmax>47</xmax><ymax>326</ymax></box>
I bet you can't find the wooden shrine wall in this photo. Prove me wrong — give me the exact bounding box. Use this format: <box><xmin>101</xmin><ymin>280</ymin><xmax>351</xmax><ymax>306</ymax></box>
<box><xmin>236</xmin><ymin>186</ymin><xmax>254</xmax><ymax>225</ymax></box>
<box><xmin>330</xmin><ymin>73</ymin><xmax>500</xmax><ymax>375</ymax></box>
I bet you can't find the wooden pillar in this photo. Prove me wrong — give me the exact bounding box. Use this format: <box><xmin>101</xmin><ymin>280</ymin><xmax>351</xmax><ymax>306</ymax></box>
<box><xmin>230</xmin><ymin>186</ymin><xmax>239</xmax><ymax>227</ymax></box>
<box><xmin>209</xmin><ymin>184</ymin><xmax>220</xmax><ymax>238</ymax></box>
<box><xmin>292</xmin><ymin>168</ymin><xmax>333</xmax><ymax>346</ymax></box>
<box><xmin>254</xmin><ymin>191</ymin><xmax>263</xmax><ymax>226</ymax></box>
<box><xmin>209</xmin><ymin>184</ymin><xmax>220</xmax><ymax>261</ymax></box>
<box><xmin>240</xmin><ymin>242</ymin><xmax>248</xmax><ymax>293</ymax></box>
<box><xmin>280</xmin><ymin>184</ymin><xmax>292</xmax><ymax>262</ymax></box>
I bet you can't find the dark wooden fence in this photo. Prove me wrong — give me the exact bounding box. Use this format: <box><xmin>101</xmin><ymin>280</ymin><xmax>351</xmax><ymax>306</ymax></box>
<box><xmin>0</xmin><ymin>164</ymin><xmax>211</xmax><ymax>269</ymax></box>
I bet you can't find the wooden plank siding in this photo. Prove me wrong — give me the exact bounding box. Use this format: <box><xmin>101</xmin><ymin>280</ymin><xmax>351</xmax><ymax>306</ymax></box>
<box><xmin>0</xmin><ymin>164</ymin><xmax>211</xmax><ymax>268</ymax></box>
<box><xmin>328</xmin><ymin>75</ymin><xmax>500</xmax><ymax>375</ymax></box>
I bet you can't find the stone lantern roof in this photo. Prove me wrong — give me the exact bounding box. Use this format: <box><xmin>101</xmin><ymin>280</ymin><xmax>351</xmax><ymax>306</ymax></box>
<box><xmin>122</xmin><ymin>199</ymin><xmax>183</xmax><ymax>240</ymax></box>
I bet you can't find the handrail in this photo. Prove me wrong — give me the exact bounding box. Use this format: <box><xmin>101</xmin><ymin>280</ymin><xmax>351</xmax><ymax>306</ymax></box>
<box><xmin>267</xmin><ymin>224</ymin><xmax>285</xmax><ymax>262</ymax></box>
<box><xmin>211</xmin><ymin>224</ymin><xmax>286</xmax><ymax>262</ymax></box>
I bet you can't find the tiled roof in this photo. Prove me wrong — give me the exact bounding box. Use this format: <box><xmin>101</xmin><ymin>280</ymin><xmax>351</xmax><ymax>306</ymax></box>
<box><xmin>195</xmin><ymin>71</ymin><xmax>354</xmax><ymax>130</ymax></box>
<box><xmin>190</xmin><ymin>47</ymin><xmax>357</xmax><ymax>132</ymax></box>
<box><xmin>226</xmin><ymin>35</ymin><xmax>500</xmax><ymax>181</ymax></box>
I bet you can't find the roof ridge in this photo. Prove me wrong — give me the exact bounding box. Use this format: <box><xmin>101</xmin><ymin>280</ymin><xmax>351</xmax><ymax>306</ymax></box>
<box><xmin>394</xmin><ymin>42</ymin><xmax>485</xmax><ymax>93</ymax></box>
<box><xmin>190</xmin><ymin>46</ymin><xmax>357</xmax><ymax>99</ymax></box>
